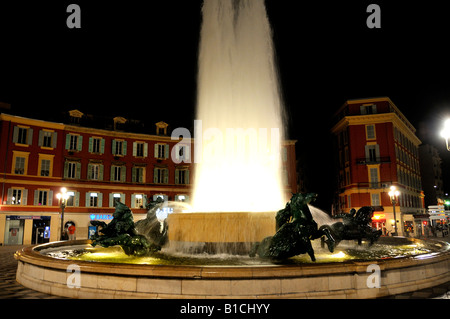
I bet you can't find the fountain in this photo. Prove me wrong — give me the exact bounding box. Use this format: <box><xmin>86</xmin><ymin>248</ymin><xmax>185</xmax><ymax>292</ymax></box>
<box><xmin>14</xmin><ymin>0</ymin><xmax>450</xmax><ymax>299</ymax></box>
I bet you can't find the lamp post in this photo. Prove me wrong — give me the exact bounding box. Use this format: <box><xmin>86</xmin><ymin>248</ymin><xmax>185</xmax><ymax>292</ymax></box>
<box><xmin>440</xmin><ymin>119</ymin><xmax>450</xmax><ymax>151</ymax></box>
<box><xmin>56</xmin><ymin>187</ymin><xmax>69</xmax><ymax>241</ymax></box>
<box><xmin>388</xmin><ymin>185</ymin><xmax>400</xmax><ymax>236</ymax></box>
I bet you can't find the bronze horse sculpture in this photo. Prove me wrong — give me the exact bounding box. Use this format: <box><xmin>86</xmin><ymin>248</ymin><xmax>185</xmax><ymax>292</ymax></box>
<box><xmin>319</xmin><ymin>206</ymin><xmax>382</xmax><ymax>249</ymax></box>
<box><xmin>250</xmin><ymin>193</ymin><xmax>335</xmax><ymax>261</ymax></box>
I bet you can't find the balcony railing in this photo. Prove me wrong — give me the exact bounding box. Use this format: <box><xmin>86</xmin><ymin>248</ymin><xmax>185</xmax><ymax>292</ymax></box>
<box><xmin>356</xmin><ymin>156</ymin><xmax>391</xmax><ymax>165</ymax></box>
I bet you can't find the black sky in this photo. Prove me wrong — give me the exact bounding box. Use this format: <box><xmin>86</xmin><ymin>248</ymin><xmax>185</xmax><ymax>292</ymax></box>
<box><xmin>1</xmin><ymin>0</ymin><xmax>450</xmax><ymax>210</ymax></box>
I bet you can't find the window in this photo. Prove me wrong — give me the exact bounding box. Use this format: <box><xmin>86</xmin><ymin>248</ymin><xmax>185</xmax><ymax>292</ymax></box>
<box><xmin>90</xmin><ymin>193</ymin><xmax>98</xmax><ymax>207</ymax></box>
<box><xmin>64</xmin><ymin>161</ymin><xmax>81</xmax><ymax>179</ymax></box>
<box><xmin>13</xmin><ymin>126</ymin><xmax>33</xmax><ymax>145</ymax></box>
<box><xmin>175</xmin><ymin>195</ymin><xmax>189</xmax><ymax>202</ymax></box>
<box><xmin>89</xmin><ymin>137</ymin><xmax>105</xmax><ymax>154</ymax></box>
<box><xmin>88</xmin><ymin>163</ymin><xmax>100</xmax><ymax>180</ymax></box>
<box><xmin>175</xmin><ymin>168</ymin><xmax>190</xmax><ymax>185</ymax></box>
<box><xmin>369</xmin><ymin>167</ymin><xmax>379</xmax><ymax>188</ymax></box>
<box><xmin>86</xmin><ymin>192</ymin><xmax>102</xmax><ymax>207</ymax></box>
<box><xmin>366</xmin><ymin>125</ymin><xmax>376</xmax><ymax>139</ymax></box>
<box><xmin>34</xmin><ymin>190</ymin><xmax>52</xmax><ymax>206</ymax></box>
<box><xmin>88</xmin><ymin>163</ymin><xmax>103</xmax><ymax>181</ymax></box>
<box><xmin>7</xmin><ymin>188</ymin><xmax>27</xmax><ymax>205</ymax></box>
<box><xmin>109</xmin><ymin>193</ymin><xmax>124</xmax><ymax>207</ymax></box>
<box><xmin>154</xmin><ymin>167</ymin><xmax>169</xmax><ymax>184</ymax></box>
<box><xmin>14</xmin><ymin>157</ymin><xmax>26</xmax><ymax>175</ymax></box>
<box><xmin>112</xmin><ymin>139</ymin><xmax>127</xmax><ymax>156</ymax></box>
<box><xmin>132</xmin><ymin>194</ymin><xmax>146</xmax><ymax>209</ymax></box>
<box><xmin>133</xmin><ymin>142</ymin><xmax>148</xmax><ymax>157</ymax></box>
<box><xmin>111</xmin><ymin>165</ymin><xmax>126</xmax><ymax>182</ymax></box>
<box><xmin>371</xmin><ymin>193</ymin><xmax>381</xmax><ymax>206</ymax></box>
<box><xmin>360</xmin><ymin>104</ymin><xmax>377</xmax><ymax>115</ymax></box>
<box><xmin>154</xmin><ymin>143</ymin><xmax>169</xmax><ymax>159</ymax></box>
<box><xmin>66</xmin><ymin>191</ymin><xmax>76</xmax><ymax>207</ymax></box>
<box><xmin>132</xmin><ymin>166</ymin><xmax>145</xmax><ymax>183</ymax></box>
<box><xmin>40</xmin><ymin>159</ymin><xmax>51</xmax><ymax>176</ymax></box>
<box><xmin>38</xmin><ymin>154</ymin><xmax>54</xmax><ymax>177</ymax></box>
<box><xmin>38</xmin><ymin>130</ymin><xmax>57</xmax><ymax>148</ymax></box>
<box><xmin>365</xmin><ymin>144</ymin><xmax>380</xmax><ymax>163</ymax></box>
<box><xmin>65</xmin><ymin>134</ymin><xmax>82</xmax><ymax>151</ymax></box>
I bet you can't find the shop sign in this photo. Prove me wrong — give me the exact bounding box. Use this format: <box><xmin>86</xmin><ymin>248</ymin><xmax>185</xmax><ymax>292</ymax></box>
<box><xmin>6</xmin><ymin>215</ymin><xmax>50</xmax><ymax>220</ymax></box>
<box><xmin>89</xmin><ymin>214</ymin><xmax>113</xmax><ymax>221</ymax></box>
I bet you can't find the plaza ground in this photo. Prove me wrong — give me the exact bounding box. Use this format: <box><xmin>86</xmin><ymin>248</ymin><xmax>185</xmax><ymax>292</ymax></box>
<box><xmin>1</xmin><ymin>243</ymin><xmax>449</xmax><ymax>299</ymax></box>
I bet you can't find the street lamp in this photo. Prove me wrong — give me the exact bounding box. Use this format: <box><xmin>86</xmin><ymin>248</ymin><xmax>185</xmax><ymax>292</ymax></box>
<box><xmin>388</xmin><ymin>185</ymin><xmax>400</xmax><ymax>236</ymax></box>
<box><xmin>56</xmin><ymin>187</ymin><xmax>69</xmax><ymax>241</ymax></box>
<box><xmin>440</xmin><ymin>119</ymin><xmax>450</xmax><ymax>151</ymax></box>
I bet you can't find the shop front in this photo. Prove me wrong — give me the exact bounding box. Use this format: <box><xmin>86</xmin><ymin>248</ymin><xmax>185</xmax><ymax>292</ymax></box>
<box><xmin>1</xmin><ymin>214</ymin><xmax>58</xmax><ymax>245</ymax></box>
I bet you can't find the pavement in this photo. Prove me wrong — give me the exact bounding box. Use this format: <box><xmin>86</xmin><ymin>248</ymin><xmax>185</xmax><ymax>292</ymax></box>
<box><xmin>0</xmin><ymin>244</ymin><xmax>449</xmax><ymax>299</ymax></box>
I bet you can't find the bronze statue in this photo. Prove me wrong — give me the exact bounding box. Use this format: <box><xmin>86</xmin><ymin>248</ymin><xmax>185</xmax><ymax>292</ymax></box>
<box><xmin>250</xmin><ymin>193</ymin><xmax>335</xmax><ymax>261</ymax></box>
<box><xmin>90</xmin><ymin>200</ymin><xmax>166</xmax><ymax>256</ymax></box>
<box><xmin>319</xmin><ymin>206</ymin><xmax>382</xmax><ymax>248</ymax></box>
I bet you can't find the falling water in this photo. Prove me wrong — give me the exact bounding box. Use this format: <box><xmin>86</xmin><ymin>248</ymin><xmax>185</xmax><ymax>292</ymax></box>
<box><xmin>192</xmin><ymin>0</ymin><xmax>286</xmax><ymax>212</ymax></box>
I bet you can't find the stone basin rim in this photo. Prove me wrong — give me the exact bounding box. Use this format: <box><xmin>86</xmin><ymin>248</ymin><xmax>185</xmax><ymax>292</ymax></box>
<box><xmin>14</xmin><ymin>238</ymin><xmax>450</xmax><ymax>279</ymax></box>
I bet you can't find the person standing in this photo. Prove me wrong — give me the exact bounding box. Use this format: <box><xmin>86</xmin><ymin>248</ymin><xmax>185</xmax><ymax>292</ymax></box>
<box><xmin>68</xmin><ymin>224</ymin><xmax>76</xmax><ymax>241</ymax></box>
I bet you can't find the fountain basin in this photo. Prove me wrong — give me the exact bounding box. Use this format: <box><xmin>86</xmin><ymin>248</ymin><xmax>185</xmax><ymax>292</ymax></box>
<box><xmin>167</xmin><ymin>211</ymin><xmax>276</xmax><ymax>254</ymax></box>
<box><xmin>15</xmin><ymin>238</ymin><xmax>450</xmax><ymax>299</ymax></box>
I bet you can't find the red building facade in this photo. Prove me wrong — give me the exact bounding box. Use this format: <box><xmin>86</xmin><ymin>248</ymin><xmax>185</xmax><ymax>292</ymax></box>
<box><xmin>0</xmin><ymin>112</ymin><xmax>297</xmax><ymax>245</ymax></box>
<box><xmin>331</xmin><ymin>97</ymin><xmax>425</xmax><ymax>237</ymax></box>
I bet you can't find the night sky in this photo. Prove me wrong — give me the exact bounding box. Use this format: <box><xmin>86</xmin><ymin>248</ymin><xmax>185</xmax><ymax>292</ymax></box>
<box><xmin>1</xmin><ymin>0</ymin><xmax>450</xmax><ymax>210</ymax></box>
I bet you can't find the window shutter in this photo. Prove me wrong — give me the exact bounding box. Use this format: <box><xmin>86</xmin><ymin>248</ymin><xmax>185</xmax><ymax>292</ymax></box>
<box><xmin>143</xmin><ymin>143</ymin><xmax>148</xmax><ymax>157</ymax></box>
<box><xmin>109</xmin><ymin>193</ymin><xmax>114</xmax><ymax>207</ymax></box>
<box><xmin>110</xmin><ymin>166</ymin><xmax>114</xmax><ymax>181</ymax></box>
<box><xmin>98</xmin><ymin>193</ymin><xmax>103</xmax><ymax>207</ymax></box>
<box><xmin>99</xmin><ymin>164</ymin><xmax>104</xmax><ymax>180</ymax></box>
<box><xmin>131</xmin><ymin>194</ymin><xmax>136</xmax><ymax>208</ymax></box>
<box><xmin>38</xmin><ymin>130</ymin><xmax>44</xmax><ymax>146</ymax></box>
<box><xmin>120</xmin><ymin>194</ymin><xmax>125</xmax><ymax>205</ymax></box>
<box><xmin>143</xmin><ymin>195</ymin><xmax>147</xmax><ymax>207</ymax></box>
<box><xmin>52</xmin><ymin>132</ymin><xmax>58</xmax><ymax>148</ymax></box>
<box><xmin>22</xmin><ymin>189</ymin><xmax>28</xmax><ymax>205</ymax></box>
<box><xmin>85</xmin><ymin>192</ymin><xmax>90</xmax><ymax>207</ymax></box>
<box><xmin>65</xmin><ymin>134</ymin><xmax>71</xmax><ymax>149</ymax></box>
<box><xmin>282</xmin><ymin>147</ymin><xmax>287</xmax><ymax>162</ymax></box>
<box><xmin>77</xmin><ymin>135</ymin><xmax>83</xmax><ymax>151</ymax></box>
<box><xmin>75</xmin><ymin>192</ymin><xmax>80</xmax><ymax>207</ymax></box>
<box><xmin>89</xmin><ymin>137</ymin><xmax>93</xmax><ymax>153</ymax></box>
<box><xmin>175</xmin><ymin>145</ymin><xmax>180</xmax><ymax>161</ymax></box>
<box><xmin>133</xmin><ymin>142</ymin><xmax>137</xmax><ymax>157</ymax></box>
<box><xmin>132</xmin><ymin>167</ymin><xmax>137</xmax><ymax>183</ymax></box>
<box><xmin>360</xmin><ymin>105</ymin><xmax>367</xmax><ymax>115</ymax></box>
<box><xmin>27</xmin><ymin>128</ymin><xmax>33</xmax><ymax>145</ymax></box>
<box><xmin>123</xmin><ymin>141</ymin><xmax>127</xmax><ymax>156</ymax></box>
<box><xmin>48</xmin><ymin>190</ymin><xmax>53</xmax><ymax>206</ymax></box>
<box><xmin>76</xmin><ymin>162</ymin><xmax>81</xmax><ymax>179</ymax></box>
<box><xmin>163</xmin><ymin>168</ymin><xmax>169</xmax><ymax>184</ymax></box>
<box><xmin>153</xmin><ymin>168</ymin><xmax>158</xmax><ymax>184</ymax></box>
<box><xmin>154</xmin><ymin>144</ymin><xmax>158</xmax><ymax>158</ymax></box>
<box><xmin>87</xmin><ymin>164</ymin><xmax>92</xmax><ymax>180</ymax></box>
<box><xmin>112</xmin><ymin>140</ymin><xmax>117</xmax><ymax>154</ymax></box>
<box><xmin>371</xmin><ymin>104</ymin><xmax>377</xmax><ymax>114</ymax></box>
<box><xmin>164</xmin><ymin>145</ymin><xmax>169</xmax><ymax>159</ymax></box>
<box><xmin>6</xmin><ymin>188</ymin><xmax>13</xmax><ymax>204</ymax></box>
<box><xmin>12</xmin><ymin>126</ymin><xmax>19</xmax><ymax>143</ymax></box>
<box><xmin>64</xmin><ymin>161</ymin><xmax>69</xmax><ymax>178</ymax></box>
<box><xmin>175</xmin><ymin>169</ymin><xmax>179</xmax><ymax>184</ymax></box>
<box><xmin>121</xmin><ymin>166</ymin><xmax>126</xmax><ymax>182</ymax></box>
<box><xmin>34</xmin><ymin>190</ymin><xmax>39</xmax><ymax>206</ymax></box>
<box><xmin>100</xmin><ymin>138</ymin><xmax>105</xmax><ymax>154</ymax></box>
